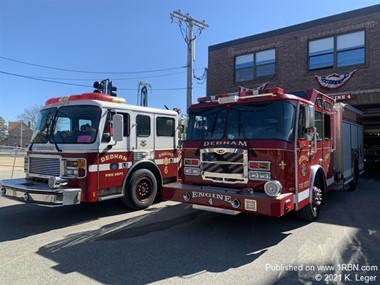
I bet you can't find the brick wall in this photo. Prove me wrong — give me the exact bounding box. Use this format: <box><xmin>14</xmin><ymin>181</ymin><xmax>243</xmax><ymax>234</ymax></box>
<box><xmin>207</xmin><ymin>5</ymin><xmax>380</xmax><ymax>107</ymax></box>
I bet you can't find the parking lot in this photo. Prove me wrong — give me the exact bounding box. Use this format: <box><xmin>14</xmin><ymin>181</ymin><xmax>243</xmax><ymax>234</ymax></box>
<box><xmin>0</xmin><ymin>164</ymin><xmax>379</xmax><ymax>285</ymax></box>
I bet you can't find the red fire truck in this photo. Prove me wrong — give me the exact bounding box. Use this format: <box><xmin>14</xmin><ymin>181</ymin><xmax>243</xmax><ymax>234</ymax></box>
<box><xmin>0</xmin><ymin>92</ymin><xmax>179</xmax><ymax>210</ymax></box>
<box><xmin>162</xmin><ymin>87</ymin><xmax>364</xmax><ymax>221</ymax></box>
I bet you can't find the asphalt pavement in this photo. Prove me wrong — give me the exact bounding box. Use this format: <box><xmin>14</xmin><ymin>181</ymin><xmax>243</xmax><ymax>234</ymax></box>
<box><xmin>0</xmin><ymin>167</ymin><xmax>379</xmax><ymax>285</ymax></box>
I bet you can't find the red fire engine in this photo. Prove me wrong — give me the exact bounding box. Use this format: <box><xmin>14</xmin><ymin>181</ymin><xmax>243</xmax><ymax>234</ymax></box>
<box><xmin>0</xmin><ymin>92</ymin><xmax>179</xmax><ymax>210</ymax></box>
<box><xmin>162</xmin><ymin>87</ymin><xmax>364</xmax><ymax>221</ymax></box>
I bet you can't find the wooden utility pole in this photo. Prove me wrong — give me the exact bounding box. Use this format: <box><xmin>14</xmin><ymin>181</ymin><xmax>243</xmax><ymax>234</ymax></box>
<box><xmin>171</xmin><ymin>10</ymin><xmax>208</xmax><ymax>109</ymax></box>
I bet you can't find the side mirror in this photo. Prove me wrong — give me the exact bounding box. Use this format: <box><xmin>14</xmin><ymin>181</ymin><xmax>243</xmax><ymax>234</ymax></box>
<box><xmin>305</xmin><ymin>105</ymin><xmax>315</xmax><ymax>129</ymax></box>
<box><xmin>113</xmin><ymin>114</ymin><xmax>123</xmax><ymax>142</ymax></box>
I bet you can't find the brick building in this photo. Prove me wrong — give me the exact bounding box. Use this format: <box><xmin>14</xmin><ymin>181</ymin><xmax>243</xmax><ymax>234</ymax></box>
<box><xmin>207</xmin><ymin>4</ymin><xmax>380</xmax><ymax>146</ymax></box>
<box><xmin>7</xmin><ymin>122</ymin><xmax>33</xmax><ymax>147</ymax></box>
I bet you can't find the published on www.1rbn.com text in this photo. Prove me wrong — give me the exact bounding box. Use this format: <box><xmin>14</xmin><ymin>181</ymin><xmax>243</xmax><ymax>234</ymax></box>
<box><xmin>265</xmin><ymin>263</ymin><xmax>378</xmax><ymax>283</ymax></box>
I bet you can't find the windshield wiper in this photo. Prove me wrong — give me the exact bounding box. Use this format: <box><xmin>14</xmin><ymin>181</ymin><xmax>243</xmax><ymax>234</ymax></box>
<box><xmin>28</xmin><ymin>131</ymin><xmax>40</xmax><ymax>151</ymax></box>
<box><xmin>238</xmin><ymin>111</ymin><xmax>248</xmax><ymax>139</ymax></box>
<box><xmin>50</xmin><ymin>133</ymin><xmax>62</xmax><ymax>152</ymax></box>
<box><xmin>50</xmin><ymin>113</ymin><xmax>62</xmax><ymax>152</ymax></box>
<box><xmin>210</xmin><ymin>117</ymin><xmax>217</xmax><ymax>138</ymax></box>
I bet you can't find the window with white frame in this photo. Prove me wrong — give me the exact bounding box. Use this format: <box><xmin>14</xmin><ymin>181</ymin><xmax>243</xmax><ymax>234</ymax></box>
<box><xmin>235</xmin><ymin>49</ymin><xmax>275</xmax><ymax>82</ymax></box>
<box><xmin>308</xmin><ymin>30</ymin><xmax>365</xmax><ymax>70</ymax></box>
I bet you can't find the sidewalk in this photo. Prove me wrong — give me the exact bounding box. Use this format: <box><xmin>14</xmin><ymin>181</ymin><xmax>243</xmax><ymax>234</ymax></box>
<box><xmin>0</xmin><ymin>156</ymin><xmax>24</xmax><ymax>180</ymax></box>
<box><xmin>0</xmin><ymin>169</ymin><xmax>25</xmax><ymax>180</ymax></box>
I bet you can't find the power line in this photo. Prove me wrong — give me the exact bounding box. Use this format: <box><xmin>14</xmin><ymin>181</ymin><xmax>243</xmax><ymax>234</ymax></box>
<box><xmin>24</xmin><ymin>70</ymin><xmax>187</xmax><ymax>81</ymax></box>
<box><xmin>171</xmin><ymin>10</ymin><xmax>208</xmax><ymax>109</ymax></box>
<box><xmin>0</xmin><ymin>70</ymin><xmax>204</xmax><ymax>92</ymax></box>
<box><xmin>0</xmin><ymin>71</ymin><xmax>91</xmax><ymax>88</ymax></box>
<box><xmin>0</xmin><ymin>56</ymin><xmax>186</xmax><ymax>74</ymax></box>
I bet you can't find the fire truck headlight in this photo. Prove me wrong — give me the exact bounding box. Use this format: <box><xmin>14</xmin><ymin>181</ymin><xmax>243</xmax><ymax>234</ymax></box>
<box><xmin>264</xmin><ymin>180</ymin><xmax>282</xmax><ymax>197</ymax></box>
<box><xmin>249</xmin><ymin>171</ymin><xmax>271</xmax><ymax>181</ymax></box>
<box><xmin>63</xmin><ymin>158</ymin><xmax>87</xmax><ymax>178</ymax></box>
<box><xmin>48</xmin><ymin>177</ymin><xmax>68</xmax><ymax>189</ymax></box>
<box><xmin>24</xmin><ymin>157</ymin><xmax>29</xmax><ymax>173</ymax></box>
<box><xmin>184</xmin><ymin>167</ymin><xmax>201</xmax><ymax>176</ymax></box>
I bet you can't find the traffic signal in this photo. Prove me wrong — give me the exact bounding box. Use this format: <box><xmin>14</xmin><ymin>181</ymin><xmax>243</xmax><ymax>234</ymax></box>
<box><xmin>108</xmin><ymin>81</ymin><xmax>117</xmax><ymax>96</ymax></box>
<box><xmin>93</xmin><ymin>81</ymin><xmax>105</xmax><ymax>93</ymax></box>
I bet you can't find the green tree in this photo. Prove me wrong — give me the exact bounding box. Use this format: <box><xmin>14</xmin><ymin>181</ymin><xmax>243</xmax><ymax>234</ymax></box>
<box><xmin>0</xmin><ymin>116</ymin><xmax>8</xmax><ymax>144</ymax></box>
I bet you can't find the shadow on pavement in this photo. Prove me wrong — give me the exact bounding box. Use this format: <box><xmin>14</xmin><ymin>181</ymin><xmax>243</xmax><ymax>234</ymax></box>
<box><xmin>37</xmin><ymin>203</ymin><xmax>307</xmax><ymax>284</ymax></box>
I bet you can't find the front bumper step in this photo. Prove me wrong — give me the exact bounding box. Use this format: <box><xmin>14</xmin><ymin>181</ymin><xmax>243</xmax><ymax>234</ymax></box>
<box><xmin>0</xmin><ymin>178</ymin><xmax>82</xmax><ymax>206</ymax></box>
<box><xmin>162</xmin><ymin>182</ymin><xmax>294</xmax><ymax>217</ymax></box>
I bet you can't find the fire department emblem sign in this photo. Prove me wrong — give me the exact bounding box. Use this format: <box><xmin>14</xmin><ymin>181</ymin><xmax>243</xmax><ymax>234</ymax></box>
<box><xmin>301</xmin><ymin>164</ymin><xmax>307</xmax><ymax>177</ymax></box>
<box><xmin>215</xmin><ymin>148</ymin><xmax>227</xmax><ymax>155</ymax></box>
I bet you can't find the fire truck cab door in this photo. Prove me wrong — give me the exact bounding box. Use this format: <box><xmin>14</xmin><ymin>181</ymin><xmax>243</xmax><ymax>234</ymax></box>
<box><xmin>315</xmin><ymin>95</ymin><xmax>334</xmax><ymax>179</ymax></box>
<box><xmin>135</xmin><ymin>114</ymin><xmax>154</xmax><ymax>150</ymax></box>
<box><xmin>154</xmin><ymin>114</ymin><xmax>177</xmax><ymax>150</ymax></box>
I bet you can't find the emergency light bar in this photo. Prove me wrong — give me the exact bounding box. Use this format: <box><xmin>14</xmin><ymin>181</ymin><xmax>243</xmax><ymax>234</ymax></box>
<box><xmin>198</xmin><ymin>87</ymin><xmax>284</xmax><ymax>104</ymax></box>
<box><xmin>45</xmin><ymin>93</ymin><xmax>126</xmax><ymax>106</ymax></box>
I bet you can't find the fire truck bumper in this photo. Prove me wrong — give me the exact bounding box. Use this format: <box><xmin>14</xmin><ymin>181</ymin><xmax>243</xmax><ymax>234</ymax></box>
<box><xmin>0</xmin><ymin>178</ymin><xmax>81</xmax><ymax>206</ymax></box>
<box><xmin>162</xmin><ymin>182</ymin><xmax>294</xmax><ymax>217</ymax></box>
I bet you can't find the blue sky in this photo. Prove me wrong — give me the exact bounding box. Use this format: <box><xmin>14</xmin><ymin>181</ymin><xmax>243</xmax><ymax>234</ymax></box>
<box><xmin>1</xmin><ymin>0</ymin><xmax>379</xmax><ymax>124</ymax></box>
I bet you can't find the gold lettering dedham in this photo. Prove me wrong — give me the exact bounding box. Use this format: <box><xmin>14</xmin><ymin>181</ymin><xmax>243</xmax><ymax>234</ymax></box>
<box><xmin>100</xmin><ymin>154</ymin><xmax>129</xmax><ymax>163</ymax></box>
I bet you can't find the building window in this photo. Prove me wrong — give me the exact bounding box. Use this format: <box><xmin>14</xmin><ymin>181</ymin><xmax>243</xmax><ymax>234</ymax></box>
<box><xmin>235</xmin><ymin>49</ymin><xmax>275</xmax><ymax>82</ymax></box>
<box><xmin>235</xmin><ymin>54</ymin><xmax>254</xmax><ymax>82</ymax></box>
<box><xmin>256</xmin><ymin>49</ymin><xmax>276</xmax><ymax>77</ymax></box>
<box><xmin>308</xmin><ymin>31</ymin><xmax>365</xmax><ymax>70</ymax></box>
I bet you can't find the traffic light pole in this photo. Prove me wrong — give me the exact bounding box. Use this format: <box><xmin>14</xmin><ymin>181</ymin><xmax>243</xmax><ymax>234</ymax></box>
<box><xmin>93</xmin><ymin>79</ymin><xmax>117</xmax><ymax>96</ymax></box>
<box><xmin>171</xmin><ymin>10</ymin><xmax>208</xmax><ymax>109</ymax></box>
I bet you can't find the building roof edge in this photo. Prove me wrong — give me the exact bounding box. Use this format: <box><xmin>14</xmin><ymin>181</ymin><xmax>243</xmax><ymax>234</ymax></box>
<box><xmin>209</xmin><ymin>4</ymin><xmax>380</xmax><ymax>51</ymax></box>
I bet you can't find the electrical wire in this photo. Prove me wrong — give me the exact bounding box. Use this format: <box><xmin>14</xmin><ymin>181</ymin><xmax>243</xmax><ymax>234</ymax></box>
<box><xmin>0</xmin><ymin>56</ymin><xmax>186</xmax><ymax>74</ymax></box>
<box><xmin>0</xmin><ymin>71</ymin><xmax>92</xmax><ymax>88</ymax></box>
<box><xmin>24</xmin><ymin>70</ymin><xmax>187</xmax><ymax>81</ymax></box>
<box><xmin>0</xmin><ymin>70</ymin><xmax>204</xmax><ymax>91</ymax></box>
<box><xmin>193</xmin><ymin>68</ymin><xmax>207</xmax><ymax>84</ymax></box>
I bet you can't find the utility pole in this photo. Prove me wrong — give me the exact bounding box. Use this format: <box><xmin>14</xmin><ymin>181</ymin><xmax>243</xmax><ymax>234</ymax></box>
<box><xmin>20</xmin><ymin>121</ymin><xmax>23</xmax><ymax>148</ymax></box>
<box><xmin>137</xmin><ymin>81</ymin><xmax>151</xmax><ymax>107</ymax></box>
<box><xmin>171</xmin><ymin>10</ymin><xmax>208</xmax><ymax>109</ymax></box>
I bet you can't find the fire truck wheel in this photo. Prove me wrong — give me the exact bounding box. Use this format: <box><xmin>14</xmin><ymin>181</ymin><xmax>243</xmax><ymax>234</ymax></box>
<box><xmin>297</xmin><ymin>184</ymin><xmax>322</xmax><ymax>222</ymax></box>
<box><xmin>123</xmin><ymin>169</ymin><xmax>158</xmax><ymax>210</ymax></box>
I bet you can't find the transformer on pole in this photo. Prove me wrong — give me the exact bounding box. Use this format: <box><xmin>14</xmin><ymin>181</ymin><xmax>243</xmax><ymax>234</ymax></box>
<box><xmin>170</xmin><ymin>10</ymin><xmax>208</xmax><ymax>109</ymax></box>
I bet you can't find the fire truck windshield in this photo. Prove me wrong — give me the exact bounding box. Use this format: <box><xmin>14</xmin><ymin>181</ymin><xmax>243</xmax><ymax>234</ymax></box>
<box><xmin>186</xmin><ymin>107</ymin><xmax>227</xmax><ymax>140</ymax></box>
<box><xmin>31</xmin><ymin>105</ymin><xmax>101</xmax><ymax>144</ymax></box>
<box><xmin>186</xmin><ymin>101</ymin><xmax>296</xmax><ymax>142</ymax></box>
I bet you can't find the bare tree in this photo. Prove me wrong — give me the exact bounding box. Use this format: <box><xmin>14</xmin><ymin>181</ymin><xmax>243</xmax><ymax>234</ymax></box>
<box><xmin>17</xmin><ymin>105</ymin><xmax>42</xmax><ymax>129</ymax></box>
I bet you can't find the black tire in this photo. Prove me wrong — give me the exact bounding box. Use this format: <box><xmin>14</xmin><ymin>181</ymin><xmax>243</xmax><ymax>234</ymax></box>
<box><xmin>122</xmin><ymin>169</ymin><xmax>157</xmax><ymax>210</ymax></box>
<box><xmin>297</xmin><ymin>184</ymin><xmax>322</xmax><ymax>222</ymax></box>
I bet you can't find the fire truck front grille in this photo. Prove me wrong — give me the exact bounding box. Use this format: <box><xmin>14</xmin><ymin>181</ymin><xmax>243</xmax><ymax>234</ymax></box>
<box><xmin>201</xmin><ymin>148</ymin><xmax>248</xmax><ymax>184</ymax></box>
<box><xmin>29</xmin><ymin>157</ymin><xmax>60</xmax><ymax>177</ymax></box>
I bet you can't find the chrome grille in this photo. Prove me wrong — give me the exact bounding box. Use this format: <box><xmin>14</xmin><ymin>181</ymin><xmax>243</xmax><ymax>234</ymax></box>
<box><xmin>201</xmin><ymin>148</ymin><xmax>248</xmax><ymax>184</ymax></box>
<box><xmin>29</xmin><ymin>157</ymin><xmax>60</xmax><ymax>177</ymax></box>
<box><xmin>202</xmin><ymin>153</ymin><xmax>244</xmax><ymax>174</ymax></box>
